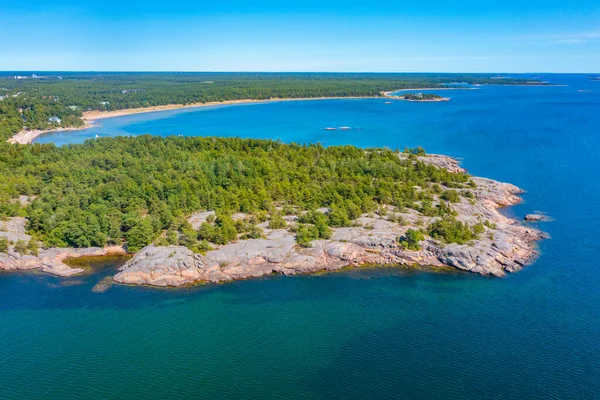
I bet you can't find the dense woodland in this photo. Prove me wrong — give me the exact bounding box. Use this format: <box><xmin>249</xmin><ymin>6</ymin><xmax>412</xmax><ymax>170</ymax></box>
<box><xmin>0</xmin><ymin>73</ymin><xmax>543</xmax><ymax>141</ymax></box>
<box><xmin>0</xmin><ymin>136</ymin><xmax>480</xmax><ymax>252</ymax></box>
<box><xmin>0</xmin><ymin>73</ymin><xmax>533</xmax><ymax>252</ymax></box>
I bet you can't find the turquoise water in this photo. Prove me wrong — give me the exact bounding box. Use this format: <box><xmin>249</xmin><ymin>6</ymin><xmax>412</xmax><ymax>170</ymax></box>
<box><xmin>3</xmin><ymin>74</ymin><xmax>599</xmax><ymax>398</ymax></box>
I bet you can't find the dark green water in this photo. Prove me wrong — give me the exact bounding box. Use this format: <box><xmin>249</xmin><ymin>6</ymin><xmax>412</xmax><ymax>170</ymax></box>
<box><xmin>3</xmin><ymin>74</ymin><xmax>600</xmax><ymax>399</ymax></box>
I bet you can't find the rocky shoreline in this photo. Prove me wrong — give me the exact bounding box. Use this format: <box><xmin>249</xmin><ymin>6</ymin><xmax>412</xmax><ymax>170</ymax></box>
<box><xmin>0</xmin><ymin>154</ymin><xmax>549</xmax><ymax>287</ymax></box>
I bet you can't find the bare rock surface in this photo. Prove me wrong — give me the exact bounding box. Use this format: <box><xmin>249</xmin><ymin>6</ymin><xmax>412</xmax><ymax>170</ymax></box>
<box><xmin>0</xmin><ymin>217</ymin><xmax>31</xmax><ymax>243</ymax></box>
<box><xmin>114</xmin><ymin>245</ymin><xmax>206</xmax><ymax>286</ymax></box>
<box><xmin>398</xmin><ymin>153</ymin><xmax>466</xmax><ymax>174</ymax></box>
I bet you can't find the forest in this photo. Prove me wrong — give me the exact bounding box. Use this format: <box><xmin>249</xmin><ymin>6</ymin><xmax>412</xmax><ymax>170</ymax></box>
<box><xmin>0</xmin><ymin>136</ymin><xmax>478</xmax><ymax>252</ymax></box>
<box><xmin>0</xmin><ymin>73</ymin><xmax>544</xmax><ymax>141</ymax></box>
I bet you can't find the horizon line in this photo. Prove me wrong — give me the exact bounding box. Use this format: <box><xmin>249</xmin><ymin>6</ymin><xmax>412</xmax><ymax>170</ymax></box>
<box><xmin>1</xmin><ymin>70</ymin><xmax>598</xmax><ymax>74</ymax></box>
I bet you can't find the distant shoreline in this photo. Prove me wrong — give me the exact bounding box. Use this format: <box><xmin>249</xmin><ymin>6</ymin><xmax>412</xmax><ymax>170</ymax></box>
<box><xmin>7</xmin><ymin>84</ymin><xmax>545</xmax><ymax>144</ymax></box>
<box><xmin>82</xmin><ymin>96</ymin><xmax>386</xmax><ymax>121</ymax></box>
<box><xmin>84</xmin><ymin>91</ymin><xmax>461</xmax><ymax>121</ymax></box>
<box><xmin>10</xmin><ymin>95</ymin><xmax>399</xmax><ymax>144</ymax></box>
<box><xmin>83</xmin><ymin>90</ymin><xmax>464</xmax><ymax>121</ymax></box>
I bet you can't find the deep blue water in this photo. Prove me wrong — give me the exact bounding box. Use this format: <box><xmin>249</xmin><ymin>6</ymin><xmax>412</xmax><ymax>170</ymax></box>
<box><xmin>2</xmin><ymin>74</ymin><xmax>599</xmax><ymax>399</ymax></box>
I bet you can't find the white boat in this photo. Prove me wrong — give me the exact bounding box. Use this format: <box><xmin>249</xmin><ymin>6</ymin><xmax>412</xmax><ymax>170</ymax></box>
<box><xmin>324</xmin><ymin>127</ymin><xmax>336</xmax><ymax>131</ymax></box>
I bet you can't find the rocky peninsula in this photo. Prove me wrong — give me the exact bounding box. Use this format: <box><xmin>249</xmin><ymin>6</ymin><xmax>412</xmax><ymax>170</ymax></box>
<box><xmin>1</xmin><ymin>154</ymin><xmax>548</xmax><ymax>287</ymax></box>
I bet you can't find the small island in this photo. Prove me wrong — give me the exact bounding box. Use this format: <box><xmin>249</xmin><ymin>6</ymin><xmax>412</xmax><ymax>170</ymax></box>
<box><xmin>0</xmin><ymin>137</ymin><xmax>547</xmax><ymax>287</ymax></box>
<box><xmin>398</xmin><ymin>93</ymin><xmax>450</xmax><ymax>102</ymax></box>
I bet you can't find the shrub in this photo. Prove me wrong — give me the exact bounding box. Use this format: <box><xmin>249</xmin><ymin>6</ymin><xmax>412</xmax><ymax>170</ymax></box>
<box><xmin>388</xmin><ymin>213</ymin><xmax>406</xmax><ymax>225</ymax></box>
<box><xmin>441</xmin><ymin>190</ymin><xmax>461</xmax><ymax>203</ymax></box>
<box><xmin>179</xmin><ymin>223</ymin><xmax>199</xmax><ymax>249</ymax></box>
<box><xmin>165</xmin><ymin>229</ymin><xmax>179</xmax><ymax>245</ymax></box>
<box><xmin>328</xmin><ymin>206</ymin><xmax>351</xmax><ymax>227</ymax></box>
<box><xmin>197</xmin><ymin>214</ymin><xmax>238</xmax><ymax>245</ymax></box>
<box><xmin>253</xmin><ymin>211</ymin><xmax>268</xmax><ymax>223</ymax></box>
<box><xmin>345</xmin><ymin>201</ymin><xmax>362</xmax><ymax>220</ymax></box>
<box><xmin>197</xmin><ymin>240</ymin><xmax>213</xmax><ymax>253</ymax></box>
<box><xmin>268</xmin><ymin>212</ymin><xmax>287</xmax><ymax>229</ymax></box>
<box><xmin>214</xmin><ymin>214</ymin><xmax>238</xmax><ymax>244</ymax></box>
<box><xmin>125</xmin><ymin>218</ymin><xmax>154</xmax><ymax>252</ymax></box>
<box><xmin>240</xmin><ymin>225</ymin><xmax>263</xmax><ymax>240</ymax></box>
<box><xmin>399</xmin><ymin>229</ymin><xmax>424</xmax><ymax>250</ymax></box>
<box><xmin>297</xmin><ymin>211</ymin><xmax>332</xmax><ymax>240</ymax></box>
<box><xmin>483</xmin><ymin>220</ymin><xmax>497</xmax><ymax>229</ymax></box>
<box><xmin>14</xmin><ymin>239</ymin><xmax>28</xmax><ymax>255</ymax></box>
<box><xmin>197</xmin><ymin>222</ymin><xmax>216</xmax><ymax>242</ymax></box>
<box><xmin>427</xmin><ymin>216</ymin><xmax>477</xmax><ymax>244</ymax></box>
<box><xmin>27</xmin><ymin>239</ymin><xmax>39</xmax><ymax>256</ymax></box>
<box><xmin>473</xmin><ymin>222</ymin><xmax>485</xmax><ymax>235</ymax></box>
<box><xmin>295</xmin><ymin>224</ymin><xmax>319</xmax><ymax>247</ymax></box>
<box><xmin>281</xmin><ymin>205</ymin><xmax>296</xmax><ymax>215</ymax></box>
<box><xmin>404</xmin><ymin>146</ymin><xmax>426</xmax><ymax>155</ymax></box>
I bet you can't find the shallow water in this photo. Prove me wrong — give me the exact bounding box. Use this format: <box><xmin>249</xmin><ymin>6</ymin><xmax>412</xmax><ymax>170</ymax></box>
<box><xmin>3</xmin><ymin>74</ymin><xmax>599</xmax><ymax>399</ymax></box>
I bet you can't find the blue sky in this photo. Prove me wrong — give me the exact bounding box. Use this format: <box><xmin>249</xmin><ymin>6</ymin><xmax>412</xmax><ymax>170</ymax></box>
<box><xmin>1</xmin><ymin>0</ymin><xmax>599</xmax><ymax>72</ymax></box>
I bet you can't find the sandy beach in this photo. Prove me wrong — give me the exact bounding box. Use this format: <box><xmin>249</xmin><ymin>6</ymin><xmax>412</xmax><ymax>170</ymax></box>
<box><xmin>81</xmin><ymin>96</ymin><xmax>392</xmax><ymax>121</ymax></box>
<box><xmin>8</xmin><ymin>120</ymin><xmax>97</xmax><ymax>145</ymax></box>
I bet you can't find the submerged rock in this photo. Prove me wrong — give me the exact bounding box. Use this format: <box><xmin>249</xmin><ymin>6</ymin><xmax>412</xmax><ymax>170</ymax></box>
<box><xmin>524</xmin><ymin>214</ymin><xmax>548</xmax><ymax>221</ymax></box>
<box><xmin>92</xmin><ymin>277</ymin><xmax>115</xmax><ymax>293</ymax></box>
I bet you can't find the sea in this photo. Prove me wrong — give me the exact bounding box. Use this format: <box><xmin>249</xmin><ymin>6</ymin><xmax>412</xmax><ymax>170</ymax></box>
<box><xmin>2</xmin><ymin>74</ymin><xmax>599</xmax><ymax>399</ymax></box>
